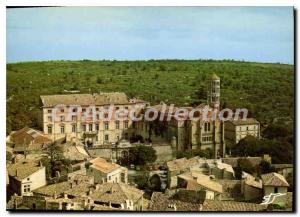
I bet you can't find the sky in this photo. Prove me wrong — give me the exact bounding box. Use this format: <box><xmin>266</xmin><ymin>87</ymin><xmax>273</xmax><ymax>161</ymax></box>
<box><xmin>6</xmin><ymin>7</ymin><xmax>294</xmax><ymax>64</ymax></box>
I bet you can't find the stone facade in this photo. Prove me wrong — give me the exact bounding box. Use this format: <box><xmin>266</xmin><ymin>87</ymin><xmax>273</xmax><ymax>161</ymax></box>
<box><xmin>225</xmin><ymin>118</ymin><xmax>260</xmax><ymax>145</ymax></box>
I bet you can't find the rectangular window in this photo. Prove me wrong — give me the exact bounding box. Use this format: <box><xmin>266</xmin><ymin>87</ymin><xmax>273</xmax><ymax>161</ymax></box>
<box><xmin>96</xmin><ymin>114</ymin><xmax>99</xmax><ymax>120</ymax></box>
<box><xmin>125</xmin><ymin>121</ymin><xmax>128</xmax><ymax>129</ymax></box>
<box><xmin>60</xmin><ymin>116</ymin><xmax>65</xmax><ymax>122</ymax></box>
<box><xmin>72</xmin><ymin>124</ymin><xmax>76</xmax><ymax>133</ymax></box>
<box><xmin>47</xmin><ymin>109</ymin><xmax>52</xmax><ymax>113</ymax></box>
<box><xmin>82</xmin><ymin>108</ymin><xmax>86</xmax><ymax>112</ymax></box>
<box><xmin>72</xmin><ymin>115</ymin><xmax>77</xmax><ymax>121</ymax></box>
<box><xmin>96</xmin><ymin>124</ymin><xmax>99</xmax><ymax>131</ymax></box>
<box><xmin>105</xmin><ymin>134</ymin><xmax>109</xmax><ymax>141</ymax></box>
<box><xmin>48</xmin><ymin>116</ymin><xmax>52</xmax><ymax>122</ymax></box>
<box><xmin>115</xmin><ymin>121</ymin><xmax>120</xmax><ymax>129</ymax></box>
<box><xmin>89</xmin><ymin>124</ymin><xmax>93</xmax><ymax>131</ymax></box>
<box><xmin>104</xmin><ymin>113</ymin><xmax>108</xmax><ymax>118</ymax></box>
<box><xmin>82</xmin><ymin>124</ymin><xmax>86</xmax><ymax>132</ymax></box>
<box><xmin>60</xmin><ymin>125</ymin><xmax>65</xmax><ymax>134</ymax></box>
<box><xmin>105</xmin><ymin>122</ymin><xmax>109</xmax><ymax>130</ymax></box>
<box><xmin>274</xmin><ymin>187</ymin><xmax>278</xmax><ymax>193</ymax></box>
<box><xmin>48</xmin><ymin>125</ymin><xmax>52</xmax><ymax>134</ymax></box>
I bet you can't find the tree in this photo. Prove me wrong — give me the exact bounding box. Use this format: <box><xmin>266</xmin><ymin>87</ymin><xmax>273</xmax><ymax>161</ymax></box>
<box><xmin>149</xmin><ymin>174</ymin><xmax>162</xmax><ymax>191</ymax></box>
<box><xmin>257</xmin><ymin>160</ymin><xmax>275</xmax><ymax>175</ymax></box>
<box><xmin>45</xmin><ymin>142</ymin><xmax>63</xmax><ymax>177</ymax></box>
<box><xmin>235</xmin><ymin>158</ymin><xmax>256</xmax><ymax>179</ymax></box>
<box><xmin>134</xmin><ymin>173</ymin><xmax>149</xmax><ymax>190</ymax></box>
<box><xmin>263</xmin><ymin>124</ymin><xmax>290</xmax><ymax>139</ymax></box>
<box><xmin>127</xmin><ymin>145</ymin><xmax>157</xmax><ymax>166</ymax></box>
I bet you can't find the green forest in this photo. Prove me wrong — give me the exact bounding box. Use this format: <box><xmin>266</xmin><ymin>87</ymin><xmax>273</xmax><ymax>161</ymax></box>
<box><xmin>7</xmin><ymin>59</ymin><xmax>294</xmax><ymax>135</ymax></box>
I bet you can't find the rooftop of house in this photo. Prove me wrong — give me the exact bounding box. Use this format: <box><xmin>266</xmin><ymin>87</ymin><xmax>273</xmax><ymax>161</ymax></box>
<box><xmin>226</xmin><ymin>118</ymin><xmax>259</xmax><ymax>126</ymax></box>
<box><xmin>242</xmin><ymin>172</ymin><xmax>263</xmax><ymax>189</ymax></box>
<box><xmin>167</xmin><ymin>156</ymin><xmax>201</xmax><ymax>172</ymax></box>
<box><xmin>261</xmin><ymin>172</ymin><xmax>289</xmax><ymax>187</ymax></box>
<box><xmin>40</xmin><ymin>92</ymin><xmax>146</xmax><ymax>107</ymax></box>
<box><xmin>9</xmin><ymin>127</ymin><xmax>52</xmax><ymax>146</ymax></box>
<box><xmin>7</xmin><ymin>159</ymin><xmax>44</xmax><ymax>181</ymax></box>
<box><xmin>34</xmin><ymin>180</ymin><xmax>93</xmax><ymax>197</ymax></box>
<box><xmin>149</xmin><ymin>192</ymin><xmax>201</xmax><ymax>211</ymax></box>
<box><xmin>89</xmin><ymin>157</ymin><xmax>125</xmax><ymax>174</ymax></box>
<box><xmin>201</xmin><ymin>200</ymin><xmax>267</xmax><ymax>211</ymax></box>
<box><xmin>89</xmin><ymin>183</ymin><xmax>144</xmax><ymax>204</ymax></box>
<box><xmin>178</xmin><ymin>171</ymin><xmax>223</xmax><ymax>193</ymax></box>
<box><xmin>59</xmin><ymin>143</ymin><xmax>89</xmax><ymax>161</ymax></box>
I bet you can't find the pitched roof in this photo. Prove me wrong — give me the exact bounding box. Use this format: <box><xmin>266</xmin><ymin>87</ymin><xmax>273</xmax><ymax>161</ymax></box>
<box><xmin>7</xmin><ymin>160</ymin><xmax>44</xmax><ymax>181</ymax></box>
<box><xmin>10</xmin><ymin>127</ymin><xmax>52</xmax><ymax>146</ymax></box>
<box><xmin>178</xmin><ymin>172</ymin><xmax>223</xmax><ymax>193</ymax></box>
<box><xmin>89</xmin><ymin>157</ymin><xmax>123</xmax><ymax>173</ymax></box>
<box><xmin>40</xmin><ymin>92</ymin><xmax>146</xmax><ymax>107</ymax></box>
<box><xmin>226</xmin><ymin>118</ymin><xmax>259</xmax><ymax>126</ymax></box>
<box><xmin>149</xmin><ymin>192</ymin><xmax>201</xmax><ymax>211</ymax></box>
<box><xmin>167</xmin><ymin>156</ymin><xmax>201</xmax><ymax>172</ymax></box>
<box><xmin>90</xmin><ymin>183</ymin><xmax>143</xmax><ymax>204</ymax></box>
<box><xmin>33</xmin><ymin>180</ymin><xmax>93</xmax><ymax>197</ymax></box>
<box><xmin>261</xmin><ymin>172</ymin><xmax>289</xmax><ymax>187</ymax></box>
<box><xmin>33</xmin><ymin>181</ymin><xmax>71</xmax><ymax>196</ymax></box>
<box><xmin>201</xmin><ymin>200</ymin><xmax>267</xmax><ymax>211</ymax></box>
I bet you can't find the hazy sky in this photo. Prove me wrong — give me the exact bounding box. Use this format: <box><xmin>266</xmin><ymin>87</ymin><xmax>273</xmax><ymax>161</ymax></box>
<box><xmin>7</xmin><ymin>7</ymin><xmax>294</xmax><ymax>64</ymax></box>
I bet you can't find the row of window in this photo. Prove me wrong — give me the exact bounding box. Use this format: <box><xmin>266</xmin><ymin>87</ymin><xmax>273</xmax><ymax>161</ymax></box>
<box><xmin>47</xmin><ymin>106</ymin><xmax>131</xmax><ymax>114</ymax></box>
<box><xmin>202</xmin><ymin>136</ymin><xmax>213</xmax><ymax>142</ymax></box>
<box><xmin>47</xmin><ymin>121</ymin><xmax>130</xmax><ymax>134</ymax></box>
<box><xmin>237</xmin><ymin>126</ymin><xmax>258</xmax><ymax>131</ymax></box>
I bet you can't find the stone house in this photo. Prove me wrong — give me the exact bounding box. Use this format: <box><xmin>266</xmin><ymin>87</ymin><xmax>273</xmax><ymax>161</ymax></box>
<box><xmin>7</xmin><ymin>127</ymin><xmax>52</xmax><ymax>154</ymax></box>
<box><xmin>261</xmin><ymin>172</ymin><xmax>289</xmax><ymax>206</ymax></box>
<box><xmin>87</xmin><ymin>157</ymin><xmax>128</xmax><ymax>184</ymax></box>
<box><xmin>177</xmin><ymin>172</ymin><xmax>223</xmax><ymax>200</ymax></box>
<box><xmin>7</xmin><ymin>159</ymin><xmax>46</xmax><ymax>196</ymax></box>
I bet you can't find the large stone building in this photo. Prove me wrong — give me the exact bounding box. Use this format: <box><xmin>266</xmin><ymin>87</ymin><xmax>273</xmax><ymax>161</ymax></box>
<box><xmin>225</xmin><ymin>118</ymin><xmax>260</xmax><ymax>145</ymax></box>
<box><xmin>134</xmin><ymin>74</ymin><xmax>226</xmax><ymax>158</ymax></box>
<box><xmin>40</xmin><ymin>92</ymin><xmax>148</xmax><ymax>146</ymax></box>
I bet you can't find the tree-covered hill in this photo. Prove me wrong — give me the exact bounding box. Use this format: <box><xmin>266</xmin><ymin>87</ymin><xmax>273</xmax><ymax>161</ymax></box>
<box><xmin>6</xmin><ymin>59</ymin><xmax>294</xmax><ymax>134</ymax></box>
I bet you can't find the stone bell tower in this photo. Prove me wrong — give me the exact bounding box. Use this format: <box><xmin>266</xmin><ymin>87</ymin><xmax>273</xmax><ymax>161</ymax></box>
<box><xmin>208</xmin><ymin>73</ymin><xmax>220</xmax><ymax>110</ymax></box>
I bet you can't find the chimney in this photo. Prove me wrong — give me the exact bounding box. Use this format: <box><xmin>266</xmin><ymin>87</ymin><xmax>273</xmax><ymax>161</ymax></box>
<box><xmin>95</xmin><ymin>184</ymin><xmax>100</xmax><ymax>190</ymax></box>
<box><xmin>38</xmin><ymin>161</ymin><xmax>43</xmax><ymax>167</ymax></box>
<box><xmin>64</xmin><ymin>193</ymin><xmax>68</xmax><ymax>199</ymax></box>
